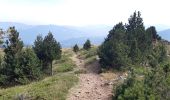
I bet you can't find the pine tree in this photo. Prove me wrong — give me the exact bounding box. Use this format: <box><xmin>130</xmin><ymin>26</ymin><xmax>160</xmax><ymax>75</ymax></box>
<box><xmin>98</xmin><ymin>11</ymin><xmax>164</xmax><ymax>69</ymax></box>
<box><xmin>33</xmin><ymin>35</ymin><xmax>44</xmax><ymax>69</ymax></box>
<box><xmin>43</xmin><ymin>32</ymin><xmax>61</xmax><ymax>75</ymax></box>
<box><xmin>18</xmin><ymin>48</ymin><xmax>41</xmax><ymax>81</ymax></box>
<box><xmin>73</xmin><ymin>44</ymin><xmax>79</xmax><ymax>53</ymax></box>
<box><xmin>2</xmin><ymin>27</ymin><xmax>23</xmax><ymax>84</ymax></box>
<box><xmin>98</xmin><ymin>23</ymin><xmax>130</xmax><ymax>70</ymax></box>
<box><xmin>83</xmin><ymin>39</ymin><xmax>91</xmax><ymax>50</ymax></box>
<box><xmin>33</xmin><ymin>32</ymin><xmax>62</xmax><ymax>75</ymax></box>
<box><xmin>146</xmin><ymin>26</ymin><xmax>161</xmax><ymax>41</ymax></box>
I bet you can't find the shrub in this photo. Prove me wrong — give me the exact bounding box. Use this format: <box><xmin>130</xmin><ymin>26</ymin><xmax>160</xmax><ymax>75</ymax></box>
<box><xmin>98</xmin><ymin>39</ymin><xmax>130</xmax><ymax>70</ymax></box>
<box><xmin>18</xmin><ymin>48</ymin><xmax>41</xmax><ymax>81</ymax></box>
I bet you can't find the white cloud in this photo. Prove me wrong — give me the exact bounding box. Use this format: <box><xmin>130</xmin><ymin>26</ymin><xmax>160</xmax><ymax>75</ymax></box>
<box><xmin>0</xmin><ymin>0</ymin><xmax>169</xmax><ymax>26</ymax></box>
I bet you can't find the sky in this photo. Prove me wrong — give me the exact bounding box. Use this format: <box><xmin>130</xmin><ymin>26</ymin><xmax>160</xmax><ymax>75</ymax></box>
<box><xmin>0</xmin><ymin>0</ymin><xmax>170</xmax><ymax>26</ymax></box>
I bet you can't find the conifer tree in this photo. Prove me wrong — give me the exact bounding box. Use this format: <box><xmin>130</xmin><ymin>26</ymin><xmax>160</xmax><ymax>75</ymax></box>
<box><xmin>98</xmin><ymin>11</ymin><xmax>165</xmax><ymax>69</ymax></box>
<box><xmin>2</xmin><ymin>27</ymin><xmax>23</xmax><ymax>84</ymax></box>
<box><xmin>18</xmin><ymin>48</ymin><xmax>41</xmax><ymax>81</ymax></box>
<box><xmin>33</xmin><ymin>35</ymin><xmax>44</xmax><ymax>69</ymax></box>
<box><xmin>83</xmin><ymin>39</ymin><xmax>91</xmax><ymax>50</ymax></box>
<box><xmin>73</xmin><ymin>44</ymin><xmax>79</xmax><ymax>53</ymax></box>
<box><xmin>43</xmin><ymin>32</ymin><xmax>61</xmax><ymax>75</ymax></box>
<box><xmin>33</xmin><ymin>32</ymin><xmax>62</xmax><ymax>75</ymax></box>
<box><xmin>98</xmin><ymin>23</ymin><xmax>130</xmax><ymax>69</ymax></box>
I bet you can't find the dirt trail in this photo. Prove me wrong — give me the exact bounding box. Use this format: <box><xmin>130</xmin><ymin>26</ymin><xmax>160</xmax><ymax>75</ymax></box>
<box><xmin>67</xmin><ymin>54</ymin><xmax>113</xmax><ymax>100</ymax></box>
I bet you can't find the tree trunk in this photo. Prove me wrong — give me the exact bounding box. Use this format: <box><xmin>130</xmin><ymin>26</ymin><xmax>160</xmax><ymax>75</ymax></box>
<box><xmin>51</xmin><ymin>61</ymin><xmax>53</xmax><ymax>76</ymax></box>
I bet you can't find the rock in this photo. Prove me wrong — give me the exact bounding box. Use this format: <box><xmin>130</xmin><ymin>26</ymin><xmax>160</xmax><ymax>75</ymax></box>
<box><xmin>85</xmin><ymin>91</ymin><xmax>89</xmax><ymax>94</ymax></box>
<box><xmin>108</xmin><ymin>82</ymin><xmax>114</xmax><ymax>85</ymax></box>
<box><xmin>105</xmin><ymin>82</ymin><xmax>110</xmax><ymax>85</ymax></box>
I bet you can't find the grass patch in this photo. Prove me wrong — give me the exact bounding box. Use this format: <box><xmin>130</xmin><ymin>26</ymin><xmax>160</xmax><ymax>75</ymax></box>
<box><xmin>0</xmin><ymin>48</ymin><xmax>78</xmax><ymax>100</ymax></box>
<box><xmin>56</xmin><ymin>64</ymin><xmax>74</xmax><ymax>73</ymax></box>
<box><xmin>74</xmin><ymin>69</ymin><xmax>87</xmax><ymax>74</ymax></box>
<box><xmin>79</xmin><ymin>47</ymin><xmax>98</xmax><ymax>66</ymax></box>
<box><xmin>54</xmin><ymin>49</ymin><xmax>76</xmax><ymax>73</ymax></box>
<box><xmin>85</xmin><ymin>56</ymin><xmax>97</xmax><ymax>65</ymax></box>
<box><xmin>79</xmin><ymin>47</ymin><xmax>98</xmax><ymax>59</ymax></box>
<box><xmin>0</xmin><ymin>73</ymin><xmax>78</xmax><ymax>100</ymax></box>
<box><xmin>132</xmin><ymin>66</ymin><xmax>151</xmax><ymax>75</ymax></box>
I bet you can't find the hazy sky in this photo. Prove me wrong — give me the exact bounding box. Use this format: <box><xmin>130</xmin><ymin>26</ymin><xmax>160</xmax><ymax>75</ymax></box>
<box><xmin>0</xmin><ymin>0</ymin><xmax>169</xmax><ymax>26</ymax></box>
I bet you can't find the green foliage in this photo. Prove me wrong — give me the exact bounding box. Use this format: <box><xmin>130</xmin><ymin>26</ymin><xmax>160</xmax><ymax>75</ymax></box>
<box><xmin>33</xmin><ymin>35</ymin><xmax>44</xmax><ymax>63</ymax></box>
<box><xmin>33</xmin><ymin>32</ymin><xmax>62</xmax><ymax>75</ymax></box>
<box><xmin>146</xmin><ymin>26</ymin><xmax>161</xmax><ymax>40</ymax></box>
<box><xmin>79</xmin><ymin>47</ymin><xmax>97</xmax><ymax>59</ymax></box>
<box><xmin>115</xmin><ymin>78</ymin><xmax>146</xmax><ymax>100</ymax></box>
<box><xmin>55</xmin><ymin>64</ymin><xmax>74</xmax><ymax>73</ymax></box>
<box><xmin>54</xmin><ymin>50</ymin><xmax>75</xmax><ymax>73</ymax></box>
<box><xmin>0</xmin><ymin>74</ymin><xmax>78</xmax><ymax>100</ymax></box>
<box><xmin>0</xmin><ymin>27</ymin><xmax>24</xmax><ymax>85</ymax></box>
<box><xmin>98</xmin><ymin>23</ymin><xmax>131</xmax><ymax>70</ymax></box>
<box><xmin>115</xmin><ymin>64</ymin><xmax>170</xmax><ymax>100</ymax></box>
<box><xmin>98</xmin><ymin>11</ymin><xmax>165</xmax><ymax>70</ymax></box>
<box><xmin>73</xmin><ymin>44</ymin><xmax>79</xmax><ymax>53</ymax></box>
<box><xmin>0</xmin><ymin>28</ymin><xmax>5</xmax><ymax>45</ymax></box>
<box><xmin>83</xmin><ymin>39</ymin><xmax>91</xmax><ymax>50</ymax></box>
<box><xmin>43</xmin><ymin>32</ymin><xmax>61</xmax><ymax>75</ymax></box>
<box><xmin>74</xmin><ymin>69</ymin><xmax>87</xmax><ymax>74</ymax></box>
<box><xmin>148</xmin><ymin>43</ymin><xmax>167</xmax><ymax>67</ymax></box>
<box><xmin>18</xmin><ymin>48</ymin><xmax>41</xmax><ymax>81</ymax></box>
<box><xmin>99</xmin><ymin>40</ymin><xmax>130</xmax><ymax>70</ymax></box>
<box><xmin>85</xmin><ymin>56</ymin><xmax>97</xmax><ymax>65</ymax></box>
<box><xmin>0</xmin><ymin>27</ymin><xmax>41</xmax><ymax>86</ymax></box>
<box><xmin>43</xmin><ymin>32</ymin><xmax>61</xmax><ymax>62</ymax></box>
<box><xmin>0</xmin><ymin>48</ymin><xmax>78</xmax><ymax>100</ymax></box>
<box><xmin>79</xmin><ymin>47</ymin><xmax>98</xmax><ymax>66</ymax></box>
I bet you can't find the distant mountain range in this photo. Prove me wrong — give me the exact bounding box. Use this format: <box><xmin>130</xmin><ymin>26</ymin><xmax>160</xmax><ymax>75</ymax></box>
<box><xmin>0</xmin><ymin>22</ymin><xmax>170</xmax><ymax>47</ymax></box>
<box><xmin>0</xmin><ymin>22</ymin><xmax>112</xmax><ymax>47</ymax></box>
<box><xmin>158</xmin><ymin>29</ymin><xmax>170</xmax><ymax>41</ymax></box>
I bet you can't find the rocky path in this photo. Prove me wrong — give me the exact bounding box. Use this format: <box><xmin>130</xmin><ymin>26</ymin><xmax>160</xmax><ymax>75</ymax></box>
<box><xmin>67</xmin><ymin>54</ymin><xmax>113</xmax><ymax>100</ymax></box>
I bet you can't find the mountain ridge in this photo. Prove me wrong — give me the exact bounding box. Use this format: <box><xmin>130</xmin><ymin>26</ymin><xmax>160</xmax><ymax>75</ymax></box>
<box><xmin>0</xmin><ymin>22</ymin><xmax>170</xmax><ymax>47</ymax></box>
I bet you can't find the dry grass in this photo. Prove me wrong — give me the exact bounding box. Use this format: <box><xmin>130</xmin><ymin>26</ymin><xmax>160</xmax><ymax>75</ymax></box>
<box><xmin>101</xmin><ymin>72</ymin><xmax>118</xmax><ymax>81</ymax></box>
<box><xmin>0</xmin><ymin>74</ymin><xmax>78</xmax><ymax>100</ymax></box>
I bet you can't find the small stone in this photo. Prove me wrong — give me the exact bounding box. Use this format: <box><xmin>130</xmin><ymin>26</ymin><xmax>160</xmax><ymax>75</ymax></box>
<box><xmin>85</xmin><ymin>91</ymin><xmax>89</xmax><ymax>94</ymax></box>
<box><xmin>74</xmin><ymin>94</ymin><xmax>79</xmax><ymax>97</ymax></box>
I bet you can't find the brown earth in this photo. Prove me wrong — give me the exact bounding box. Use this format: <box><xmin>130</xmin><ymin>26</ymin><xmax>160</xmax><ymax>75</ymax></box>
<box><xmin>67</xmin><ymin>54</ymin><xmax>116</xmax><ymax>100</ymax></box>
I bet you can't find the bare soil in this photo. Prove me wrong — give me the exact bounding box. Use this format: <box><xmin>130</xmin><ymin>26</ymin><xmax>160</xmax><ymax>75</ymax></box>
<box><xmin>67</xmin><ymin>54</ymin><xmax>114</xmax><ymax>100</ymax></box>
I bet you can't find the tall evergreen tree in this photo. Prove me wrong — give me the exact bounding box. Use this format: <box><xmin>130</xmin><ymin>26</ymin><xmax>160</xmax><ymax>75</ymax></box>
<box><xmin>73</xmin><ymin>44</ymin><xmax>79</xmax><ymax>53</ymax></box>
<box><xmin>43</xmin><ymin>32</ymin><xmax>61</xmax><ymax>75</ymax></box>
<box><xmin>98</xmin><ymin>23</ymin><xmax>130</xmax><ymax>69</ymax></box>
<box><xmin>146</xmin><ymin>26</ymin><xmax>161</xmax><ymax>41</ymax></box>
<box><xmin>33</xmin><ymin>35</ymin><xmax>44</xmax><ymax>69</ymax></box>
<box><xmin>83</xmin><ymin>39</ymin><xmax>91</xmax><ymax>50</ymax></box>
<box><xmin>2</xmin><ymin>27</ymin><xmax>23</xmax><ymax>84</ymax></box>
<box><xmin>98</xmin><ymin>11</ymin><xmax>165</xmax><ymax>69</ymax></box>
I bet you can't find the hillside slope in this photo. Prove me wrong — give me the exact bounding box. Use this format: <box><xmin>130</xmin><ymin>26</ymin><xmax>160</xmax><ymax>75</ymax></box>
<box><xmin>159</xmin><ymin>29</ymin><xmax>170</xmax><ymax>41</ymax></box>
<box><xmin>0</xmin><ymin>49</ymin><xmax>78</xmax><ymax>100</ymax></box>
